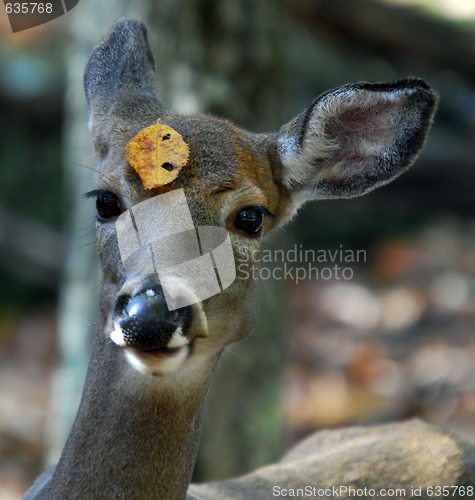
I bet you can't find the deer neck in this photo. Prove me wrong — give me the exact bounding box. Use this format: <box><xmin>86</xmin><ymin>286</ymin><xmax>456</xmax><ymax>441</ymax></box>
<box><xmin>45</xmin><ymin>324</ymin><xmax>217</xmax><ymax>500</ymax></box>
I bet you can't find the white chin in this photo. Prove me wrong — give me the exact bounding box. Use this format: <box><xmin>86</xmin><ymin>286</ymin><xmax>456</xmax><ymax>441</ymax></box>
<box><xmin>110</xmin><ymin>322</ymin><xmax>191</xmax><ymax>376</ymax></box>
<box><xmin>124</xmin><ymin>346</ymin><xmax>190</xmax><ymax>376</ymax></box>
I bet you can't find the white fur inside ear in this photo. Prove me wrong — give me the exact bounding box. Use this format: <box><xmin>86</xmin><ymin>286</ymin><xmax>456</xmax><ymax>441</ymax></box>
<box><xmin>278</xmin><ymin>87</ymin><xmax>415</xmax><ymax>192</ymax></box>
<box><xmin>278</xmin><ymin>135</ymin><xmax>300</xmax><ymax>169</ymax></box>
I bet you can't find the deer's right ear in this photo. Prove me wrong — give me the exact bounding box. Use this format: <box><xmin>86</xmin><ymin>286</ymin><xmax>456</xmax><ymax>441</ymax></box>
<box><xmin>84</xmin><ymin>18</ymin><xmax>165</xmax><ymax>152</ymax></box>
<box><xmin>277</xmin><ymin>78</ymin><xmax>437</xmax><ymax>206</ymax></box>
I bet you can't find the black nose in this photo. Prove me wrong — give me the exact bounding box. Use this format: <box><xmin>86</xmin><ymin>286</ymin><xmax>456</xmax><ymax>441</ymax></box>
<box><xmin>116</xmin><ymin>284</ymin><xmax>191</xmax><ymax>349</ymax></box>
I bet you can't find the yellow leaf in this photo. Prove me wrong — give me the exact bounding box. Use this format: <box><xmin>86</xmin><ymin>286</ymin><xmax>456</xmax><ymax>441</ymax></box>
<box><xmin>126</xmin><ymin>123</ymin><xmax>190</xmax><ymax>189</ymax></box>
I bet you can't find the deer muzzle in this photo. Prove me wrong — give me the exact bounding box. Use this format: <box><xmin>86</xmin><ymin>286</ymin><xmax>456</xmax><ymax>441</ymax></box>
<box><xmin>112</xmin><ymin>283</ymin><xmax>192</xmax><ymax>351</ymax></box>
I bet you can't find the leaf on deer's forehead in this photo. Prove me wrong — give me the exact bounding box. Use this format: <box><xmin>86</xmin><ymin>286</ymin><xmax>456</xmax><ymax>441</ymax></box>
<box><xmin>126</xmin><ymin>123</ymin><xmax>190</xmax><ymax>189</ymax></box>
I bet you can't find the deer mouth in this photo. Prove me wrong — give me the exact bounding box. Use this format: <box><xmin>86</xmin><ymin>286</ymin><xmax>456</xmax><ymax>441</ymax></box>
<box><xmin>140</xmin><ymin>346</ymin><xmax>181</xmax><ymax>354</ymax></box>
<box><xmin>110</xmin><ymin>282</ymin><xmax>202</xmax><ymax>374</ymax></box>
<box><xmin>110</xmin><ymin>276</ymin><xmax>210</xmax><ymax>374</ymax></box>
<box><xmin>111</xmin><ymin>318</ymin><xmax>194</xmax><ymax>375</ymax></box>
<box><xmin>123</xmin><ymin>343</ymin><xmax>191</xmax><ymax>376</ymax></box>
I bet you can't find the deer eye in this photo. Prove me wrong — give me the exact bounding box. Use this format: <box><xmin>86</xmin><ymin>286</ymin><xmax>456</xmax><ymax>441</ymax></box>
<box><xmin>233</xmin><ymin>207</ymin><xmax>264</xmax><ymax>236</ymax></box>
<box><xmin>95</xmin><ymin>191</ymin><xmax>122</xmax><ymax>220</ymax></box>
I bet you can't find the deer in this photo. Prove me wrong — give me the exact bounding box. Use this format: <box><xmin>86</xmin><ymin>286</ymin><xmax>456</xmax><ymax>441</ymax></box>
<box><xmin>25</xmin><ymin>18</ymin><xmax>475</xmax><ymax>500</ymax></box>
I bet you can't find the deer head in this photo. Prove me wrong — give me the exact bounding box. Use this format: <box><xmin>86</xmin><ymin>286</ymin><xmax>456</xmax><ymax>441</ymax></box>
<box><xmin>84</xmin><ymin>19</ymin><xmax>436</xmax><ymax>379</ymax></box>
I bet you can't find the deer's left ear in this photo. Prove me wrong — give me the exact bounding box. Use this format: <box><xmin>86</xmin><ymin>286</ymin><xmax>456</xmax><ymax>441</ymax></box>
<box><xmin>277</xmin><ymin>78</ymin><xmax>437</xmax><ymax>203</ymax></box>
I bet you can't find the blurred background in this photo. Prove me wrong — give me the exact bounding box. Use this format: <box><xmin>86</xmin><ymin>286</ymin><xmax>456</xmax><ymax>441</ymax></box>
<box><xmin>1</xmin><ymin>0</ymin><xmax>475</xmax><ymax>497</ymax></box>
